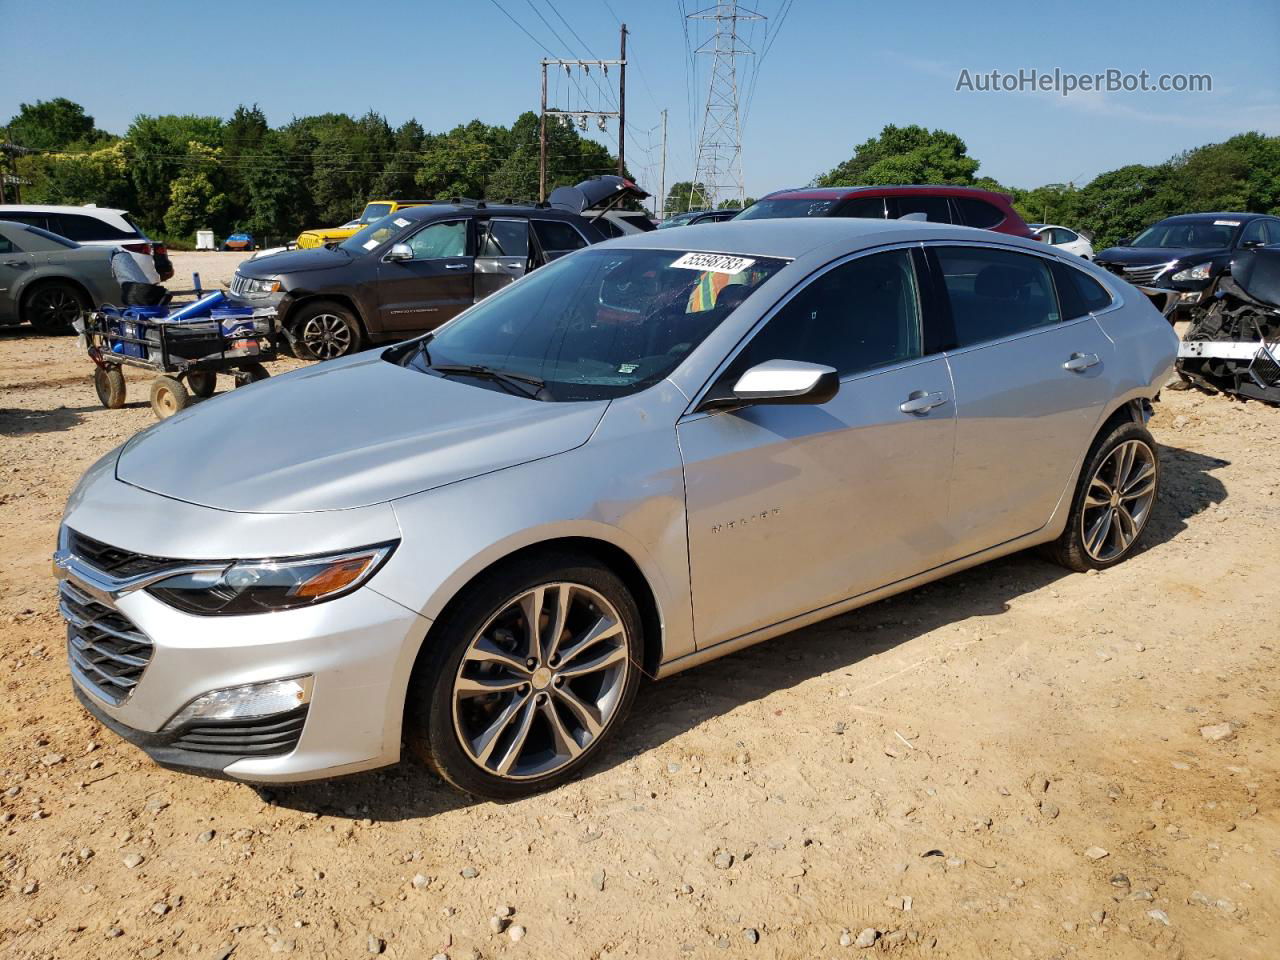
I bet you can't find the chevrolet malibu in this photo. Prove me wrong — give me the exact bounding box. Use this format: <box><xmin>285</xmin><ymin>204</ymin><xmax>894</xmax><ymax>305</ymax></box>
<box><xmin>54</xmin><ymin>219</ymin><xmax>1177</xmax><ymax>799</ymax></box>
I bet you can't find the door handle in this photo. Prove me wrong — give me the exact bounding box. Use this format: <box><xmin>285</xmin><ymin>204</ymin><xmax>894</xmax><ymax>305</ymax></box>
<box><xmin>3</xmin><ymin>260</ymin><xmax>23</xmax><ymax>268</ymax></box>
<box><xmin>899</xmin><ymin>390</ymin><xmax>948</xmax><ymax>415</ymax></box>
<box><xmin>444</xmin><ymin>262</ymin><xmax>469</xmax><ymax>270</ymax></box>
<box><xmin>1063</xmin><ymin>352</ymin><xmax>1100</xmax><ymax>373</ymax></box>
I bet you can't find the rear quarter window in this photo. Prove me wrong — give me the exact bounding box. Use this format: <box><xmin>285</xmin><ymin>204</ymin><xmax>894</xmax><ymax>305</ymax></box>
<box><xmin>953</xmin><ymin>197</ymin><xmax>1005</xmax><ymax>229</ymax></box>
<box><xmin>55</xmin><ymin>213</ymin><xmax>139</xmax><ymax>242</ymax></box>
<box><xmin>1051</xmin><ymin>261</ymin><xmax>1113</xmax><ymax>318</ymax></box>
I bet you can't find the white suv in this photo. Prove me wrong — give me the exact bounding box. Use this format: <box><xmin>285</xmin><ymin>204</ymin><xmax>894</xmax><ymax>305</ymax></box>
<box><xmin>0</xmin><ymin>205</ymin><xmax>172</xmax><ymax>283</ymax></box>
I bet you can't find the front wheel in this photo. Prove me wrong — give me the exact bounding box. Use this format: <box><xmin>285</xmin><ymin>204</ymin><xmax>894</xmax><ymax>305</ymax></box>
<box><xmin>149</xmin><ymin>375</ymin><xmax>190</xmax><ymax>419</ymax></box>
<box><xmin>291</xmin><ymin>301</ymin><xmax>362</xmax><ymax>361</ymax></box>
<box><xmin>93</xmin><ymin>366</ymin><xmax>126</xmax><ymax>408</ymax></box>
<box><xmin>1043</xmin><ymin>421</ymin><xmax>1159</xmax><ymax>571</ymax></box>
<box><xmin>405</xmin><ymin>554</ymin><xmax>643</xmax><ymax>800</ymax></box>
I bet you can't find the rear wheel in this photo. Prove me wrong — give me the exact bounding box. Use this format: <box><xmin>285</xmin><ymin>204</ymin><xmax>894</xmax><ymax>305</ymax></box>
<box><xmin>292</xmin><ymin>301</ymin><xmax>362</xmax><ymax>361</ymax></box>
<box><xmin>1043</xmin><ymin>421</ymin><xmax>1159</xmax><ymax>571</ymax></box>
<box><xmin>235</xmin><ymin>362</ymin><xmax>270</xmax><ymax>386</ymax></box>
<box><xmin>405</xmin><ymin>553</ymin><xmax>643</xmax><ymax>800</ymax></box>
<box><xmin>24</xmin><ymin>281</ymin><xmax>87</xmax><ymax>333</ymax></box>
<box><xmin>93</xmin><ymin>367</ymin><xmax>126</xmax><ymax>409</ymax></box>
<box><xmin>149</xmin><ymin>376</ymin><xmax>190</xmax><ymax>419</ymax></box>
<box><xmin>186</xmin><ymin>370</ymin><xmax>217</xmax><ymax>398</ymax></box>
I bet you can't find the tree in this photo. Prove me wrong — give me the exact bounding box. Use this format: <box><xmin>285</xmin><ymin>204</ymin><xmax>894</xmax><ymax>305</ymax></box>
<box><xmin>164</xmin><ymin>143</ymin><xmax>229</xmax><ymax>239</ymax></box>
<box><xmin>372</xmin><ymin>119</ymin><xmax>427</xmax><ymax>199</ymax></box>
<box><xmin>5</xmin><ymin>98</ymin><xmax>103</xmax><ymax>150</ymax></box>
<box><xmin>486</xmin><ymin>111</ymin><xmax>617</xmax><ymax>202</ymax></box>
<box><xmin>415</xmin><ymin>120</ymin><xmax>507</xmax><ymax>200</ymax></box>
<box><xmin>222</xmin><ymin>104</ymin><xmax>270</xmax><ymax>214</ymax></box>
<box><xmin>818</xmin><ymin>124</ymin><xmax>980</xmax><ymax>187</ymax></box>
<box><xmin>26</xmin><ymin>140</ymin><xmax>135</xmax><ymax>210</ymax></box>
<box><xmin>718</xmin><ymin>196</ymin><xmax>755</xmax><ymax>210</ymax></box>
<box><xmin>665</xmin><ymin>181</ymin><xmax>709</xmax><ymax>214</ymax></box>
<box><xmin>241</xmin><ymin>130</ymin><xmax>311</xmax><ymax>244</ymax></box>
<box><xmin>127</xmin><ymin>114</ymin><xmax>225</xmax><ymax>230</ymax></box>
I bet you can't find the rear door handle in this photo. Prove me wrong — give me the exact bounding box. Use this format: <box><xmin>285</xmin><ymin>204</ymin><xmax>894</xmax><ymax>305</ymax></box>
<box><xmin>899</xmin><ymin>390</ymin><xmax>948</xmax><ymax>415</ymax></box>
<box><xmin>1063</xmin><ymin>352</ymin><xmax>1100</xmax><ymax>372</ymax></box>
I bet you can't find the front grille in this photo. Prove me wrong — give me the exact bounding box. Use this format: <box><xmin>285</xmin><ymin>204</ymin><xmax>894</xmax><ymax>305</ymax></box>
<box><xmin>1250</xmin><ymin>344</ymin><xmax>1280</xmax><ymax>387</ymax></box>
<box><xmin>170</xmin><ymin>706</ymin><xmax>307</xmax><ymax>757</ymax></box>
<box><xmin>230</xmin><ymin>272</ymin><xmax>251</xmax><ymax>298</ymax></box>
<box><xmin>67</xmin><ymin>530</ymin><xmax>173</xmax><ymax>580</ymax></box>
<box><xmin>61</xmin><ymin>580</ymin><xmax>154</xmax><ymax>705</ymax></box>
<box><xmin>1120</xmin><ymin>262</ymin><xmax>1177</xmax><ymax>285</ymax></box>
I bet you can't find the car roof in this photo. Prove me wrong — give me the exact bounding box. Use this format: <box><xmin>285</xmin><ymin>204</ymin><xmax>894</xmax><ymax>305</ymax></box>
<box><xmin>396</xmin><ymin>203</ymin><xmax>585</xmax><ymax>222</ymax></box>
<box><xmin>759</xmin><ymin>184</ymin><xmax>1011</xmax><ymax>202</ymax></box>
<box><xmin>593</xmin><ymin>216</ymin><xmax>1038</xmax><ymax>260</ymax></box>
<box><xmin>0</xmin><ymin>204</ymin><xmax>129</xmax><ymax>216</ymax></box>
<box><xmin>1158</xmin><ymin>212</ymin><xmax>1267</xmax><ymax>222</ymax></box>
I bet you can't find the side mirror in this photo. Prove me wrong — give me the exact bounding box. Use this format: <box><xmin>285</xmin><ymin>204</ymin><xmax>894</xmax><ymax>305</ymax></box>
<box><xmin>702</xmin><ymin>359</ymin><xmax>839</xmax><ymax>410</ymax></box>
<box><xmin>1118</xmin><ymin>236</ymin><xmax>1133</xmax><ymax>247</ymax></box>
<box><xmin>386</xmin><ymin>243</ymin><xmax>413</xmax><ymax>262</ymax></box>
<box><xmin>1240</xmin><ymin>239</ymin><xmax>1264</xmax><ymax>249</ymax></box>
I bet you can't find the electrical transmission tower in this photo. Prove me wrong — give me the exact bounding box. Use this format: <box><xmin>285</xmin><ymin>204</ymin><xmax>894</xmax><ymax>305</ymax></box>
<box><xmin>688</xmin><ymin>2</ymin><xmax>763</xmax><ymax>210</ymax></box>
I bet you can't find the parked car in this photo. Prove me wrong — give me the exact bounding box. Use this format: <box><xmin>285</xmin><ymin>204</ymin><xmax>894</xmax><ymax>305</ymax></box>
<box><xmin>0</xmin><ymin>204</ymin><xmax>172</xmax><ymax>282</ymax></box>
<box><xmin>1030</xmin><ymin>223</ymin><xmax>1094</xmax><ymax>259</ymax></box>
<box><xmin>55</xmin><ymin>217</ymin><xmax>1176</xmax><ymax>796</ymax></box>
<box><xmin>658</xmin><ymin>209</ymin><xmax>711</xmax><ymax>229</ymax></box>
<box><xmin>295</xmin><ymin>200</ymin><xmax>434</xmax><ymax>250</ymax></box>
<box><xmin>1094</xmin><ymin>212</ymin><xmax>1280</xmax><ymax>320</ymax></box>
<box><xmin>734</xmin><ymin>185</ymin><xmax>1035</xmax><ymax>238</ymax></box>
<box><xmin>550</xmin><ymin>176</ymin><xmax>655</xmax><ymax>238</ymax></box>
<box><xmin>235</xmin><ymin>177</ymin><xmax>644</xmax><ymax>360</ymax></box>
<box><xmin>222</xmin><ymin>232</ymin><xmax>255</xmax><ymax>252</ymax></box>
<box><xmin>661</xmin><ymin>209</ymin><xmax>738</xmax><ymax>229</ymax></box>
<box><xmin>0</xmin><ymin>221</ymin><xmax>123</xmax><ymax>331</ymax></box>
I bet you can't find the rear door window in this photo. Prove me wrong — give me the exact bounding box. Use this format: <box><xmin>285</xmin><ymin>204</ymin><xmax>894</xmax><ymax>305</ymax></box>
<box><xmin>890</xmin><ymin>196</ymin><xmax>952</xmax><ymax>223</ymax></box>
<box><xmin>532</xmin><ymin>219</ymin><xmax>589</xmax><ymax>258</ymax></box>
<box><xmin>934</xmin><ymin>246</ymin><xmax>1062</xmax><ymax>347</ymax></box>
<box><xmin>836</xmin><ymin>196</ymin><xmax>886</xmax><ymax>219</ymax></box>
<box><xmin>952</xmin><ymin>197</ymin><xmax>1005</xmax><ymax>229</ymax></box>
<box><xmin>477</xmin><ymin>219</ymin><xmax>530</xmax><ymax>259</ymax></box>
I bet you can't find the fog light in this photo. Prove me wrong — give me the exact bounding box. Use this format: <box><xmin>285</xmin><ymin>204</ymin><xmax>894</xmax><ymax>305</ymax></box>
<box><xmin>1179</xmin><ymin>291</ymin><xmax>1201</xmax><ymax>302</ymax></box>
<box><xmin>163</xmin><ymin>676</ymin><xmax>313</xmax><ymax>731</ymax></box>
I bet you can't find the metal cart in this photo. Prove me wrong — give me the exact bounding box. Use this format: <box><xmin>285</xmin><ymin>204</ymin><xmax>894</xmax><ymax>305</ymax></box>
<box><xmin>81</xmin><ymin>306</ymin><xmax>279</xmax><ymax>419</ymax></box>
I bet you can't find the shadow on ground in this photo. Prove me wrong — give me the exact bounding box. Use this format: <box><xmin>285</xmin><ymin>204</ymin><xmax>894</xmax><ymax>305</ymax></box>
<box><xmin>256</xmin><ymin>442</ymin><xmax>1228</xmax><ymax>822</ymax></box>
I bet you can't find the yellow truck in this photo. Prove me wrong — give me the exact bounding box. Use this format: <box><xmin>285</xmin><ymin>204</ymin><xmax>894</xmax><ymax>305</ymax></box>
<box><xmin>295</xmin><ymin>200</ymin><xmax>433</xmax><ymax>249</ymax></box>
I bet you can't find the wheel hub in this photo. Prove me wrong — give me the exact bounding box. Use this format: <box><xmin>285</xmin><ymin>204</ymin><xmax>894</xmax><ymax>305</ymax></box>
<box><xmin>530</xmin><ymin>666</ymin><xmax>554</xmax><ymax>690</ymax></box>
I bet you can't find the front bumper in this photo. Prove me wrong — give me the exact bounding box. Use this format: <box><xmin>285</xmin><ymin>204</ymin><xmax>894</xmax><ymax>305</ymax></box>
<box><xmin>55</xmin><ymin>546</ymin><xmax>429</xmax><ymax>783</ymax></box>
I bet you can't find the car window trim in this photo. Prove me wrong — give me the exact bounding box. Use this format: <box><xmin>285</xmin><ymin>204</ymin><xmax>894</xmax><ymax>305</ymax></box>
<box><xmin>682</xmin><ymin>240</ymin><xmax>934</xmax><ymax>418</ymax></box>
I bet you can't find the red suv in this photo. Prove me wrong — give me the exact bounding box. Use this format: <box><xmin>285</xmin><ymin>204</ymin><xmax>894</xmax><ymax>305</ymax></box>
<box><xmin>735</xmin><ymin>185</ymin><xmax>1034</xmax><ymax>238</ymax></box>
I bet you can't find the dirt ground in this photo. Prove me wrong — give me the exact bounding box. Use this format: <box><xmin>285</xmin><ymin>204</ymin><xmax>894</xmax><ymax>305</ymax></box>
<box><xmin>1</xmin><ymin>251</ymin><xmax>1277</xmax><ymax>959</ymax></box>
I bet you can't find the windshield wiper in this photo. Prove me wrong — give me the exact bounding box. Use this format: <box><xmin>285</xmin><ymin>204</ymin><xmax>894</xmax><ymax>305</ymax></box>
<box><xmin>430</xmin><ymin>363</ymin><xmax>549</xmax><ymax>400</ymax></box>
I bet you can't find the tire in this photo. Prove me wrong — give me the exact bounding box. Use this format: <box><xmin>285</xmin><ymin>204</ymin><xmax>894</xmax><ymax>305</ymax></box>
<box><xmin>186</xmin><ymin>370</ymin><xmax>217</xmax><ymax>398</ymax></box>
<box><xmin>93</xmin><ymin>366</ymin><xmax>126</xmax><ymax>409</ymax></box>
<box><xmin>149</xmin><ymin>375</ymin><xmax>190</xmax><ymax>420</ymax></box>
<box><xmin>291</xmin><ymin>301</ymin><xmax>363</xmax><ymax>361</ymax></box>
<box><xmin>1042</xmin><ymin>420</ymin><xmax>1160</xmax><ymax>572</ymax></box>
<box><xmin>405</xmin><ymin>552</ymin><xmax>643</xmax><ymax>800</ymax></box>
<box><xmin>235</xmin><ymin>362</ymin><xmax>270</xmax><ymax>386</ymax></box>
<box><xmin>23</xmin><ymin>281</ymin><xmax>88</xmax><ymax>333</ymax></box>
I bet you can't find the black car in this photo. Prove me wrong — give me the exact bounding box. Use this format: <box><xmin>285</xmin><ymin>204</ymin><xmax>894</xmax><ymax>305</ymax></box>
<box><xmin>233</xmin><ymin>177</ymin><xmax>645</xmax><ymax>359</ymax></box>
<box><xmin>1094</xmin><ymin>212</ymin><xmax>1280</xmax><ymax>319</ymax></box>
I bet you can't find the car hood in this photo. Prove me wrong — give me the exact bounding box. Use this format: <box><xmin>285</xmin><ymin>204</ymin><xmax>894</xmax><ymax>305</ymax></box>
<box><xmin>237</xmin><ymin>246</ymin><xmax>354</xmax><ymax>278</ymax></box>
<box><xmin>1094</xmin><ymin>245</ymin><xmax>1227</xmax><ymax>265</ymax></box>
<box><xmin>114</xmin><ymin>353</ymin><xmax>609</xmax><ymax>513</ymax></box>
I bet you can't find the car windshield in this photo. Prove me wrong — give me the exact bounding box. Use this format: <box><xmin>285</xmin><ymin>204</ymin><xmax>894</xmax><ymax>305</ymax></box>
<box><xmin>735</xmin><ymin>198</ymin><xmax>838</xmax><ymax>220</ymax></box>
<box><xmin>360</xmin><ymin>203</ymin><xmax>393</xmax><ymax>224</ymax></box>
<box><xmin>339</xmin><ymin>214</ymin><xmax>403</xmax><ymax>254</ymax></box>
<box><xmin>1131</xmin><ymin>219</ymin><xmax>1237</xmax><ymax>249</ymax></box>
<box><xmin>399</xmin><ymin>248</ymin><xmax>788</xmax><ymax>401</ymax></box>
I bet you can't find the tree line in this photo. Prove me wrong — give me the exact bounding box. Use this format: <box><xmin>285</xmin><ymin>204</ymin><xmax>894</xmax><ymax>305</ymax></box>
<box><xmin>5</xmin><ymin>100</ymin><xmax>1279</xmax><ymax>251</ymax></box>
<box><xmin>2</xmin><ymin>98</ymin><xmax>622</xmax><ymax>247</ymax></box>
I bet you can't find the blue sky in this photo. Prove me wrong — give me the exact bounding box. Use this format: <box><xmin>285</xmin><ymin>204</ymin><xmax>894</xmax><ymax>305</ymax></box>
<box><xmin>2</xmin><ymin>0</ymin><xmax>1278</xmax><ymax>200</ymax></box>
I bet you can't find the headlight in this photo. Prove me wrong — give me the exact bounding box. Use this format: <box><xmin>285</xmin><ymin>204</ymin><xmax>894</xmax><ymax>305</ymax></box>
<box><xmin>242</xmin><ymin>277</ymin><xmax>281</xmax><ymax>297</ymax></box>
<box><xmin>147</xmin><ymin>543</ymin><xmax>396</xmax><ymax>616</ymax></box>
<box><xmin>1171</xmin><ymin>262</ymin><xmax>1212</xmax><ymax>282</ymax></box>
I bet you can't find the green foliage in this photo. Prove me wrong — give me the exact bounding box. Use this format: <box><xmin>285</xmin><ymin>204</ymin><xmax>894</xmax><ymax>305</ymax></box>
<box><xmin>163</xmin><ymin>143</ymin><xmax>229</xmax><ymax>238</ymax></box>
<box><xmin>665</xmin><ymin>181</ymin><xmax>709</xmax><ymax>214</ymax></box>
<box><xmin>819</xmin><ymin>124</ymin><xmax>980</xmax><ymax>187</ymax></box>
<box><xmin>5</xmin><ymin>98</ymin><xmax>107</xmax><ymax>150</ymax></box>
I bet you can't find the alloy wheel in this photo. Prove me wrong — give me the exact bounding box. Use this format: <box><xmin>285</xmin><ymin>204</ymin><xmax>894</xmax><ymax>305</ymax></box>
<box><xmin>30</xmin><ymin>287</ymin><xmax>82</xmax><ymax>329</ymax></box>
<box><xmin>300</xmin><ymin>313</ymin><xmax>353</xmax><ymax>359</ymax></box>
<box><xmin>452</xmin><ymin>582</ymin><xmax>631</xmax><ymax>781</ymax></box>
<box><xmin>1081</xmin><ymin>439</ymin><xmax>1157</xmax><ymax>562</ymax></box>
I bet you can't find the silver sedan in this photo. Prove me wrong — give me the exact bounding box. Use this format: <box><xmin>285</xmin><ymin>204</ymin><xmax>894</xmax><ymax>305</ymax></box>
<box><xmin>54</xmin><ymin>218</ymin><xmax>1177</xmax><ymax>798</ymax></box>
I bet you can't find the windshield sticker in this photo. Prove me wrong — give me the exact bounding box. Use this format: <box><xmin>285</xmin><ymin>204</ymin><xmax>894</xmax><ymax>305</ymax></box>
<box><xmin>670</xmin><ymin>252</ymin><xmax>756</xmax><ymax>275</ymax></box>
<box><xmin>618</xmin><ymin>362</ymin><xmax>639</xmax><ymax>374</ymax></box>
<box><xmin>363</xmin><ymin>238</ymin><xmax>381</xmax><ymax>250</ymax></box>
<box><xmin>1214</xmin><ymin>220</ymin><xmax>1240</xmax><ymax>226</ymax></box>
<box><xmin>393</xmin><ymin>217</ymin><xmax>411</xmax><ymax>227</ymax></box>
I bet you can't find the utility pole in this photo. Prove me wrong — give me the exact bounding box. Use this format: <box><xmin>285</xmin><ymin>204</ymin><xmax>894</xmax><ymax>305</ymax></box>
<box><xmin>617</xmin><ymin>23</ymin><xmax>627</xmax><ymax>177</ymax></box>
<box><xmin>689</xmin><ymin>2</ymin><xmax>763</xmax><ymax>209</ymax></box>
<box><xmin>658</xmin><ymin>109</ymin><xmax>668</xmax><ymax>221</ymax></box>
<box><xmin>538</xmin><ymin>49</ymin><xmax>626</xmax><ymax>201</ymax></box>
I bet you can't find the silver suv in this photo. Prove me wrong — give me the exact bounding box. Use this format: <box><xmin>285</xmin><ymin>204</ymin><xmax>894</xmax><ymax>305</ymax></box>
<box><xmin>54</xmin><ymin>219</ymin><xmax>1177</xmax><ymax>799</ymax></box>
